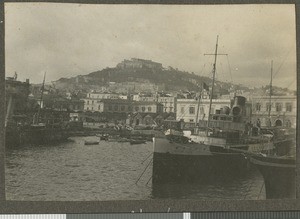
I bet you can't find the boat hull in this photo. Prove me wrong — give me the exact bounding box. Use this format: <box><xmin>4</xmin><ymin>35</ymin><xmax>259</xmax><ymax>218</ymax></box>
<box><xmin>250</xmin><ymin>155</ymin><xmax>295</xmax><ymax>199</ymax></box>
<box><xmin>152</xmin><ymin>137</ymin><xmax>249</xmax><ymax>184</ymax></box>
<box><xmin>5</xmin><ymin>127</ymin><xmax>70</xmax><ymax>147</ymax></box>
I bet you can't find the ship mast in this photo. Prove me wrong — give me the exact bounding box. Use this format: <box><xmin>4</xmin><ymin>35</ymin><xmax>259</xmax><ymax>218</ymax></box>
<box><xmin>195</xmin><ymin>85</ymin><xmax>202</xmax><ymax>127</ymax></box>
<box><xmin>36</xmin><ymin>72</ymin><xmax>46</xmax><ymax>124</ymax></box>
<box><xmin>268</xmin><ymin>61</ymin><xmax>273</xmax><ymax>126</ymax></box>
<box><xmin>204</xmin><ymin>36</ymin><xmax>227</xmax><ymax>130</ymax></box>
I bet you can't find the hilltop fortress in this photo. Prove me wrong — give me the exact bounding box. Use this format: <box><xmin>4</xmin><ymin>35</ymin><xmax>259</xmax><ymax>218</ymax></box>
<box><xmin>116</xmin><ymin>58</ymin><xmax>163</xmax><ymax>70</ymax></box>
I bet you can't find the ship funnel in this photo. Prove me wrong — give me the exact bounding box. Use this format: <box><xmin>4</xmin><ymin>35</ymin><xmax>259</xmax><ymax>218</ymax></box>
<box><xmin>221</xmin><ymin>106</ymin><xmax>230</xmax><ymax>115</ymax></box>
<box><xmin>231</xmin><ymin>96</ymin><xmax>246</xmax><ymax>117</ymax></box>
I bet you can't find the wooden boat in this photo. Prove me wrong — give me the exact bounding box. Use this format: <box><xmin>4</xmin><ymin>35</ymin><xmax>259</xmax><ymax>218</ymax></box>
<box><xmin>130</xmin><ymin>139</ymin><xmax>146</xmax><ymax>145</ymax></box>
<box><xmin>84</xmin><ymin>140</ymin><xmax>99</xmax><ymax>145</ymax></box>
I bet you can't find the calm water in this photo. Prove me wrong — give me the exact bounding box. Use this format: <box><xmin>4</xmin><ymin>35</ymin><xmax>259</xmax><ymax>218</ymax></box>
<box><xmin>5</xmin><ymin>136</ymin><xmax>265</xmax><ymax>201</ymax></box>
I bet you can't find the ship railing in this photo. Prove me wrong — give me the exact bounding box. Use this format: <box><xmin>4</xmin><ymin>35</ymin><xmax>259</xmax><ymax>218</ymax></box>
<box><xmin>197</xmin><ymin>120</ymin><xmax>245</xmax><ymax>132</ymax></box>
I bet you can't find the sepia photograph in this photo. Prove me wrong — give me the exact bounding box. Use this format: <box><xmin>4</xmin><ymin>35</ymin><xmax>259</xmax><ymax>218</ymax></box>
<box><xmin>4</xmin><ymin>3</ymin><xmax>297</xmax><ymax>202</ymax></box>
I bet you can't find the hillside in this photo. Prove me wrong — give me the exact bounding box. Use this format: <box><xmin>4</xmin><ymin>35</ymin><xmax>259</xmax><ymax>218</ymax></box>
<box><xmin>52</xmin><ymin>64</ymin><xmax>250</xmax><ymax>95</ymax></box>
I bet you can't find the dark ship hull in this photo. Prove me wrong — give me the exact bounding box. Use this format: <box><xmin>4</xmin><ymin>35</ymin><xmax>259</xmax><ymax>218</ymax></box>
<box><xmin>152</xmin><ymin>151</ymin><xmax>249</xmax><ymax>184</ymax></box>
<box><xmin>250</xmin><ymin>154</ymin><xmax>295</xmax><ymax>199</ymax></box>
<box><xmin>152</xmin><ymin>136</ymin><xmax>251</xmax><ymax>184</ymax></box>
<box><xmin>5</xmin><ymin>125</ymin><xmax>70</xmax><ymax>148</ymax></box>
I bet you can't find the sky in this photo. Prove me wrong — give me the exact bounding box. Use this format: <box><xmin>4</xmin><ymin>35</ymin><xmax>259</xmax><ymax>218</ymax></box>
<box><xmin>5</xmin><ymin>3</ymin><xmax>297</xmax><ymax>90</ymax></box>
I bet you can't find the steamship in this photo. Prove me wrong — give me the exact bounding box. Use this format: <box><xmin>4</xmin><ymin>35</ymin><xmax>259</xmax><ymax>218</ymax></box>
<box><xmin>152</xmin><ymin>96</ymin><xmax>275</xmax><ymax>183</ymax></box>
<box><xmin>152</xmin><ymin>36</ymin><xmax>275</xmax><ymax>183</ymax></box>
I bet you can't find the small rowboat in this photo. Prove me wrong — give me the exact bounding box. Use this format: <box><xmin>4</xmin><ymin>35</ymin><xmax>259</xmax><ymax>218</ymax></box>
<box><xmin>84</xmin><ymin>140</ymin><xmax>99</xmax><ymax>145</ymax></box>
<box><xmin>130</xmin><ymin>139</ymin><xmax>146</xmax><ymax>145</ymax></box>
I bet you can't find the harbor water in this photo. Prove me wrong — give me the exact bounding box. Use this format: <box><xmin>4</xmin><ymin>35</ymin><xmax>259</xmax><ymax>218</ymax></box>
<box><xmin>5</xmin><ymin>136</ymin><xmax>266</xmax><ymax>201</ymax></box>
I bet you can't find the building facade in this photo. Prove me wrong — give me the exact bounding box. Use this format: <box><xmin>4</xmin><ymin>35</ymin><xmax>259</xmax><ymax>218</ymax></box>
<box><xmin>157</xmin><ymin>96</ymin><xmax>176</xmax><ymax>113</ymax></box>
<box><xmin>84</xmin><ymin>92</ymin><xmax>125</xmax><ymax>111</ymax></box>
<box><xmin>84</xmin><ymin>99</ymin><xmax>163</xmax><ymax>114</ymax></box>
<box><xmin>176</xmin><ymin>98</ymin><xmax>231</xmax><ymax>123</ymax></box>
<box><xmin>251</xmin><ymin>95</ymin><xmax>296</xmax><ymax>128</ymax></box>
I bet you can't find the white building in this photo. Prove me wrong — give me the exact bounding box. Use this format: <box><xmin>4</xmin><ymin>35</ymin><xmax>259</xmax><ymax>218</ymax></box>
<box><xmin>176</xmin><ymin>98</ymin><xmax>231</xmax><ymax>123</ymax></box>
<box><xmin>132</xmin><ymin>94</ymin><xmax>176</xmax><ymax>113</ymax></box>
<box><xmin>251</xmin><ymin>95</ymin><xmax>296</xmax><ymax>127</ymax></box>
<box><xmin>84</xmin><ymin>92</ymin><xmax>126</xmax><ymax>111</ymax></box>
<box><xmin>157</xmin><ymin>96</ymin><xmax>176</xmax><ymax>113</ymax></box>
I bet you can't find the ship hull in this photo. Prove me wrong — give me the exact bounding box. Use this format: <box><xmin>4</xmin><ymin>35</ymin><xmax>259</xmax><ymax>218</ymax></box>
<box><xmin>5</xmin><ymin>127</ymin><xmax>70</xmax><ymax>148</ymax></box>
<box><xmin>152</xmin><ymin>137</ymin><xmax>249</xmax><ymax>184</ymax></box>
<box><xmin>250</xmin><ymin>155</ymin><xmax>295</xmax><ymax>199</ymax></box>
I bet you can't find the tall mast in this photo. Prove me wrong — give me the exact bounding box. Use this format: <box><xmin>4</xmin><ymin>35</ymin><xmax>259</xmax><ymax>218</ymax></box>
<box><xmin>204</xmin><ymin>36</ymin><xmax>227</xmax><ymax>131</ymax></box>
<box><xmin>268</xmin><ymin>60</ymin><xmax>273</xmax><ymax>124</ymax></box>
<box><xmin>207</xmin><ymin>36</ymin><xmax>219</xmax><ymax>130</ymax></box>
<box><xmin>36</xmin><ymin>72</ymin><xmax>46</xmax><ymax>124</ymax></box>
<box><xmin>195</xmin><ymin>85</ymin><xmax>202</xmax><ymax>127</ymax></box>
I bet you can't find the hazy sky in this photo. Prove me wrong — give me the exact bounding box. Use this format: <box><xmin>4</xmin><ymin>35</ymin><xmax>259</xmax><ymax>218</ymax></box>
<box><xmin>5</xmin><ymin>3</ymin><xmax>296</xmax><ymax>90</ymax></box>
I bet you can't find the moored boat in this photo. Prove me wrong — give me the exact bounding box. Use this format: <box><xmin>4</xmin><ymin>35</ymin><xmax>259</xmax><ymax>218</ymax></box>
<box><xmin>84</xmin><ymin>140</ymin><xmax>100</xmax><ymax>145</ymax></box>
<box><xmin>152</xmin><ymin>36</ymin><xmax>277</xmax><ymax>184</ymax></box>
<box><xmin>249</xmin><ymin>151</ymin><xmax>295</xmax><ymax>199</ymax></box>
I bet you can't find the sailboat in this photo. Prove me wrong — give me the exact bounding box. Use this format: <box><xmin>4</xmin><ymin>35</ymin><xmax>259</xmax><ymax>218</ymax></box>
<box><xmin>152</xmin><ymin>36</ymin><xmax>275</xmax><ymax>183</ymax></box>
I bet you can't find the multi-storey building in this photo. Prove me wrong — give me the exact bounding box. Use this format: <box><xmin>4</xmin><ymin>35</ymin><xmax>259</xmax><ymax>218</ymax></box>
<box><xmin>85</xmin><ymin>99</ymin><xmax>163</xmax><ymax>114</ymax></box>
<box><xmin>251</xmin><ymin>95</ymin><xmax>296</xmax><ymax>128</ymax></box>
<box><xmin>176</xmin><ymin>98</ymin><xmax>232</xmax><ymax>123</ymax></box>
<box><xmin>83</xmin><ymin>92</ymin><xmax>124</xmax><ymax>111</ymax></box>
<box><xmin>132</xmin><ymin>93</ymin><xmax>177</xmax><ymax>113</ymax></box>
<box><xmin>157</xmin><ymin>96</ymin><xmax>176</xmax><ymax>113</ymax></box>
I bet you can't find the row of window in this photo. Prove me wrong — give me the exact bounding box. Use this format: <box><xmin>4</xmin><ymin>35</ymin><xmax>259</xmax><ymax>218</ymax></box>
<box><xmin>180</xmin><ymin>106</ymin><xmax>205</xmax><ymax>115</ymax></box>
<box><xmin>86</xmin><ymin>105</ymin><xmax>154</xmax><ymax>112</ymax></box>
<box><xmin>255</xmin><ymin>103</ymin><xmax>292</xmax><ymax>112</ymax></box>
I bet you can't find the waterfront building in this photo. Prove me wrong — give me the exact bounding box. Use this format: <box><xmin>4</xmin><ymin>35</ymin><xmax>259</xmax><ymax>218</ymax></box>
<box><xmin>132</xmin><ymin>101</ymin><xmax>163</xmax><ymax>114</ymax></box>
<box><xmin>251</xmin><ymin>95</ymin><xmax>296</xmax><ymax>128</ymax></box>
<box><xmin>157</xmin><ymin>95</ymin><xmax>176</xmax><ymax>113</ymax></box>
<box><xmin>176</xmin><ymin>98</ymin><xmax>232</xmax><ymax>123</ymax></box>
<box><xmin>85</xmin><ymin>99</ymin><xmax>163</xmax><ymax>114</ymax></box>
<box><xmin>83</xmin><ymin>92</ymin><xmax>124</xmax><ymax>111</ymax></box>
<box><xmin>132</xmin><ymin>93</ymin><xmax>176</xmax><ymax>113</ymax></box>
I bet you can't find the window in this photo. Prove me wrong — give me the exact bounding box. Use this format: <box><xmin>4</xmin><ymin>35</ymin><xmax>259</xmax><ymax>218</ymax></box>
<box><xmin>266</xmin><ymin>103</ymin><xmax>271</xmax><ymax>112</ymax></box>
<box><xmin>108</xmin><ymin>105</ymin><xmax>113</xmax><ymax>111</ymax></box>
<box><xmin>181</xmin><ymin>106</ymin><xmax>185</xmax><ymax>114</ymax></box>
<box><xmin>256</xmin><ymin>103</ymin><xmax>261</xmax><ymax>111</ymax></box>
<box><xmin>276</xmin><ymin>103</ymin><xmax>282</xmax><ymax>112</ymax></box>
<box><xmin>87</xmin><ymin>100</ymin><xmax>89</xmax><ymax>105</ymax></box>
<box><xmin>87</xmin><ymin>107</ymin><xmax>89</xmax><ymax>111</ymax></box>
<box><xmin>286</xmin><ymin>103</ymin><xmax>292</xmax><ymax>112</ymax></box>
<box><xmin>189</xmin><ymin>119</ymin><xmax>194</xmax><ymax>122</ymax></box>
<box><xmin>92</xmin><ymin>107</ymin><xmax>94</xmax><ymax>111</ymax></box>
<box><xmin>114</xmin><ymin>105</ymin><xmax>119</xmax><ymax>111</ymax></box>
<box><xmin>135</xmin><ymin>106</ymin><xmax>139</xmax><ymax>111</ymax></box>
<box><xmin>189</xmin><ymin>106</ymin><xmax>195</xmax><ymax>114</ymax></box>
<box><xmin>98</xmin><ymin>105</ymin><xmax>101</xmax><ymax>110</ymax></box>
<box><xmin>148</xmin><ymin>107</ymin><xmax>152</xmax><ymax>112</ymax></box>
<box><xmin>92</xmin><ymin>100</ymin><xmax>94</xmax><ymax>104</ymax></box>
<box><xmin>121</xmin><ymin>105</ymin><xmax>125</xmax><ymax>111</ymax></box>
<box><xmin>200</xmin><ymin>107</ymin><xmax>204</xmax><ymax>114</ymax></box>
<box><xmin>128</xmin><ymin>106</ymin><xmax>132</xmax><ymax>111</ymax></box>
<box><xmin>142</xmin><ymin>107</ymin><xmax>146</xmax><ymax>112</ymax></box>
